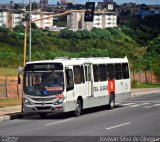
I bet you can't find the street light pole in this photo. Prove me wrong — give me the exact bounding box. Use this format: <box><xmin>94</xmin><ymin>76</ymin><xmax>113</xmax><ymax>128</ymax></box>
<box><xmin>29</xmin><ymin>0</ymin><xmax>32</xmax><ymax>62</ymax></box>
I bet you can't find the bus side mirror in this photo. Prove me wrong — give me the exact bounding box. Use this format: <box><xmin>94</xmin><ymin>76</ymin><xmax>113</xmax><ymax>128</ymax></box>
<box><xmin>18</xmin><ymin>67</ymin><xmax>23</xmax><ymax>74</ymax></box>
<box><xmin>18</xmin><ymin>67</ymin><xmax>23</xmax><ymax>85</ymax></box>
<box><xmin>18</xmin><ymin>76</ymin><xmax>21</xmax><ymax>84</ymax></box>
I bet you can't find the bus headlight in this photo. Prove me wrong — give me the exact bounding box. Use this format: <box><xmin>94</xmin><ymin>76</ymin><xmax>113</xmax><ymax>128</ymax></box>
<box><xmin>24</xmin><ymin>99</ymin><xmax>32</xmax><ymax>105</ymax></box>
<box><xmin>54</xmin><ymin>98</ymin><xmax>65</xmax><ymax>105</ymax></box>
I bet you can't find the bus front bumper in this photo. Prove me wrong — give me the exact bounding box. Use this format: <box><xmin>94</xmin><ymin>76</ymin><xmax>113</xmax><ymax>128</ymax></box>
<box><xmin>23</xmin><ymin>104</ymin><xmax>65</xmax><ymax>113</ymax></box>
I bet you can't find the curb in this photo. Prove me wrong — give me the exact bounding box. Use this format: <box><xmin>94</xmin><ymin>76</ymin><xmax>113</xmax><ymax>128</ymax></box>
<box><xmin>131</xmin><ymin>90</ymin><xmax>160</xmax><ymax>97</ymax></box>
<box><xmin>0</xmin><ymin>112</ymin><xmax>35</xmax><ymax>123</ymax></box>
<box><xmin>0</xmin><ymin>115</ymin><xmax>10</xmax><ymax>122</ymax></box>
<box><xmin>0</xmin><ymin>113</ymin><xmax>23</xmax><ymax>123</ymax></box>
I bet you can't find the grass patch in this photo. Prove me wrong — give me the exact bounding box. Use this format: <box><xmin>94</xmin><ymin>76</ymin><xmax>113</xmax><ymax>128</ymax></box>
<box><xmin>133</xmin><ymin>83</ymin><xmax>160</xmax><ymax>88</ymax></box>
<box><xmin>0</xmin><ymin>98</ymin><xmax>22</xmax><ymax>108</ymax></box>
<box><xmin>0</xmin><ymin>68</ymin><xmax>18</xmax><ymax>76</ymax></box>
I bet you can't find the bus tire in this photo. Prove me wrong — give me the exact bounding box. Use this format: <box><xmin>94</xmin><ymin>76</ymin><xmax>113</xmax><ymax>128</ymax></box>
<box><xmin>108</xmin><ymin>93</ymin><xmax>115</xmax><ymax>110</ymax></box>
<box><xmin>75</xmin><ymin>99</ymin><xmax>82</xmax><ymax>117</ymax></box>
<box><xmin>39</xmin><ymin>113</ymin><xmax>47</xmax><ymax>119</ymax></box>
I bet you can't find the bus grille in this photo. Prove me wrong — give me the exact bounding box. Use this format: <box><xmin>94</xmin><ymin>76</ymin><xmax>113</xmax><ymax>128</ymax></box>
<box><xmin>31</xmin><ymin>97</ymin><xmax>55</xmax><ymax>102</ymax></box>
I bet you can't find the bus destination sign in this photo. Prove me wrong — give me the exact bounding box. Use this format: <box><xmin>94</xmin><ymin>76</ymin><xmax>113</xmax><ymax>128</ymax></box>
<box><xmin>24</xmin><ymin>63</ymin><xmax>63</xmax><ymax>71</ymax></box>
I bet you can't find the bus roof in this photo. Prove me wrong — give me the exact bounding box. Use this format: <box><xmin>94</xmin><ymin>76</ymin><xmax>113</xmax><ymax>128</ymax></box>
<box><xmin>26</xmin><ymin>57</ymin><xmax>128</xmax><ymax>66</ymax></box>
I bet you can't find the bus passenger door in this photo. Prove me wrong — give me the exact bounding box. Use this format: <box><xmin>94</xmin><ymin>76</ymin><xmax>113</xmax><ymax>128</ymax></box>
<box><xmin>65</xmin><ymin>68</ymin><xmax>74</xmax><ymax>102</ymax></box>
<box><xmin>114</xmin><ymin>63</ymin><xmax>124</xmax><ymax>95</ymax></box>
<box><xmin>84</xmin><ymin>64</ymin><xmax>93</xmax><ymax>97</ymax></box>
<box><xmin>122</xmin><ymin>63</ymin><xmax>131</xmax><ymax>94</ymax></box>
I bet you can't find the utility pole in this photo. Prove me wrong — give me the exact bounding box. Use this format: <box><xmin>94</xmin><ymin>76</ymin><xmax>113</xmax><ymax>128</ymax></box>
<box><xmin>23</xmin><ymin>10</ymin><xmax>85</xmax><ymax>66</ymax></box>
<box><xmin>29</xmin><ymin>0</ymin><xmax>32</xmax><ymax>62</ymax></box>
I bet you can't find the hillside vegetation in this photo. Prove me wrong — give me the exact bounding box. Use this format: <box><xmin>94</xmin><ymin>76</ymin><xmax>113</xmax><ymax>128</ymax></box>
<box><xmin>0</xmin><ymin>15</ymin><xmax>160</xmax><ymax>82</ymax></box>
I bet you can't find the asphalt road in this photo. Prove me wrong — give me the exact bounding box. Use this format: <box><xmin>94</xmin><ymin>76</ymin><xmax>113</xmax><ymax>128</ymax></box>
<box><xmin>0</xmin><ymin>93</ymin><xmax>160</xmax><ymax>142</ymax></box>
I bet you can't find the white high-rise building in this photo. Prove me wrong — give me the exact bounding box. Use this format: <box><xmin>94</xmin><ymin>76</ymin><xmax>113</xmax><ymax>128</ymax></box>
<box><xmin>12</xmin><ymin>12</ymin><xmax>23</xmax><ymax>28</ymax></box>
<box><xmin>0</xmin><ymin>10</ymin><xmax>7</xmax><ymax>27</ymax></box>
<box><xmin>0</xmin><ymin>9</ymin><xmax>53</xmax><ymax>29</ymax></box>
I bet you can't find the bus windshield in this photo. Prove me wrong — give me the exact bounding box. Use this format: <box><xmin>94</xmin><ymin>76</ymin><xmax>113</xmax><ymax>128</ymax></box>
<box><xmin>24</xmin><ymin>71</ymin><xmax>64</xmax><ymax>96</ymax></box>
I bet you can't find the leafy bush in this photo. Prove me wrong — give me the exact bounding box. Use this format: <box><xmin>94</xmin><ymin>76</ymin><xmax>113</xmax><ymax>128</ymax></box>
<box><xmin>131</xmin><ymin>79</ymin><xmax>138</xmax><ymax>88</ymax></box>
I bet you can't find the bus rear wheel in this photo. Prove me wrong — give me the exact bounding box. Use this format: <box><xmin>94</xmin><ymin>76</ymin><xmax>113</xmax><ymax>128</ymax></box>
<box><xmin>75</xmin><ymin>99</ymin><xmax>82</xmax><ymax>117</ymax></box>
<box><xmin>108</xmin><ymin>94</ymin><xmax>115</xmax><ymax>109</ymax></box>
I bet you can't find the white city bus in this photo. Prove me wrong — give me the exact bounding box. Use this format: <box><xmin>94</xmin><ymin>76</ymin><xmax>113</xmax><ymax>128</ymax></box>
<box><xmin>20</xmin><ymin>57</ymin><xmax>131</xmax><ymax>117</ymax></box>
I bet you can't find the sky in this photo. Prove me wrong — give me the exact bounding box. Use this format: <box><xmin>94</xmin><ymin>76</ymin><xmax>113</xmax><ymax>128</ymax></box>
<box><xmin>0</xmin><ymin>0</ymin><xmax>160</xmax><ymax>5</ymax></box>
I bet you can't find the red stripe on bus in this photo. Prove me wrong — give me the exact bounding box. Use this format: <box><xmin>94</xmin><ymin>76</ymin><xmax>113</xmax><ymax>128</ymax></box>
<box><xmin>108</xmin><ymin>80</ymin><xmax>115</xmax><ymax>95</ymax></box>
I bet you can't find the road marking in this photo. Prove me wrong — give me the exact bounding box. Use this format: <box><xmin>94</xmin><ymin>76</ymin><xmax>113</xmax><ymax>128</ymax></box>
<box><xmin>152</xmin><ymin>104</ymin><xmax>160</xmax><ymax>107</ymax></box>
<box><xmin>129</xmin><ymin>104</ymin><xmax>139</xmax><ymax>107</ymax></box>
<box><xmin>153</xmin><ymin>138</ymin><xmax>160</xmax><ymax>142</ymax></box>
<box><xmin>45</xmin><ymin>118</ymin><xmax>74</xmax><ymax>126</ymax></box>
<box><xmin>144</xmin><ymin>106</ymin><xmax>152</xmax><ymax>108</ymax></box>
<box><xmin>122</xmin><ymin>103</ymin><xmax>135</xmax><ymax>106</ymax></box>
<box><xmin>119</xmin><ymin>101</ymin><xmax>160</xmax><ymax>103</ymax></box>
<box><xmin>144</xmin><ymin>104</ymin><xmax>160</xmax><ymax>108</ymax></box>
<box><xmin>106</xmin><ymin>122</ymin><xmax>131</xmax><ymax>130</ymax></box>
<box><xmin>129</xmin><ymin>103</ymin><xmax>150</xmax><ymax>108</ymax></box>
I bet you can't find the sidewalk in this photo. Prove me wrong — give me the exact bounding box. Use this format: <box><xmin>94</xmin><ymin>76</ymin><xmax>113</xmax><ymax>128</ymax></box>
<box><xmin>0</xmin><ymin>88</ymin><xmax>160</xmax><ymax>122</ymax></box>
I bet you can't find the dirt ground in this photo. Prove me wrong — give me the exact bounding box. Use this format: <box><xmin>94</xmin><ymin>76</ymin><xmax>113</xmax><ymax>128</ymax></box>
<box><xmin>0</xmin><ymin>76</ymin><xmax>22</xmax><ymax>98</ymax></box>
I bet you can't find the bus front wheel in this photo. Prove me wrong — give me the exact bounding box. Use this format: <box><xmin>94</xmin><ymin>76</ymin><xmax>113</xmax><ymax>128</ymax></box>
<box><xmin>75</xmin><ymin>99</ymin><xmax>82</xmax><ymax>117</ymax></box>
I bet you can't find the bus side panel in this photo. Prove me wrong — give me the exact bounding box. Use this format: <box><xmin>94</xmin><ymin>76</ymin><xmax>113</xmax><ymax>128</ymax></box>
<box><xmin>123</xmin><ymin>79</ymin><xmax>131</xmax><ymax>94</ymax></box>
<box><xmin>64</xmin><ymin>89</ymin><xmax>76</xmax><ymax>112</ymax></box>
<box><xmin>92</xmin><ymin>81</ymin><xmax>109</xmax><ymax>97</ymax></box>
<box><xmin>115</xmin><ymin>78</ymin><xmax>131</xmax><ymax>102</ymax></box>
<box><xmin>65</xmin><ymin>84</ymin><xmax>87</xmax><ymax>112</ymax></box>
<box><xmin>74</xmin><ymin>83</ymin><xmax>87</xmax><ymax>100</ymax></box>
<box><xmin>115</xmin><ymin>80</ymin><xmax>123</xmax><ymax>96</ymax></box>
<box><xmin>83</xmin><ymin>96</ymin><xmax>109</xmax><ymax>109</ymax></box>
<box><xmin>83</xmin><ymin>81</ymin><xmax>109</xmax><ymax>109</ymax></box>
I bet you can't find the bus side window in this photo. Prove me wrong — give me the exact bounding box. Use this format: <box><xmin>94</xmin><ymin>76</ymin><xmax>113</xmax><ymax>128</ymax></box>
<box><xmin>115</xmin><ymin>63</ymin><xmax>122</xmax><ymax>80</ymax></box>
<box><xmin>80</xmin><ymin>66</ymin><xmax>85</xmax><ymax>83</ymax></box>
<box><xmin>122</xmin><ymin>63</ymin><xmax>129</xmax><ymax>79</ymax></box>
<box><xmin>66</xmin><ymin>69</ymin><xmax>74</xmax><ymax>91</ymax></box>
<box><xmin>107</xmin><ymin>64</ymin><xmax>114</xmax><ymax>80</ymax></box>
<box><xmin>99</xmin><ymin>64</ymin><xmax>107</xmax><ymax>81</ymax></box>
<box><xmin>93</xmin><ymin>65</ymin><xmax>99</xmax><ymax>82</ymax></box>
<box><xmin>73</xmin><ymin>66</ymin><xmax>81</xmax><ymax>84</ymax></box>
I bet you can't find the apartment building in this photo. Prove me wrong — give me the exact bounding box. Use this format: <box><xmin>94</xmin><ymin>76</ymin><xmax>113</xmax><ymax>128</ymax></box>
<box><xmin>12</xmin><ymin>11</ymin><xmax>24</xmax><ymax>28</ymax></box>
<box><xmin>0</xmin><ymin>9</ymin><xmax>24</xmax><ymax>28</ymax></box>
<box><xmin>93</xmin><ymin>12</ymin><xmax>117</xmax><ymax>28</ymax></box>
<box><xmin>29</xmin><ymin>11</ymin><xmax>53</xmax><ymax>29</ymax></box>
<box><xmin>0</xmin><ymin>9</ymin><xmax>7</xmax><ymax>27</ymax></box>
<box><xmin>0</xmin><ymin>9</ymin><xmax>53</xmax><ymax>29</ymax></box>
<box><xmin>67</xmin><ymin>11</ymin><xmax>117</xmax><ymax>30</ymax></box>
